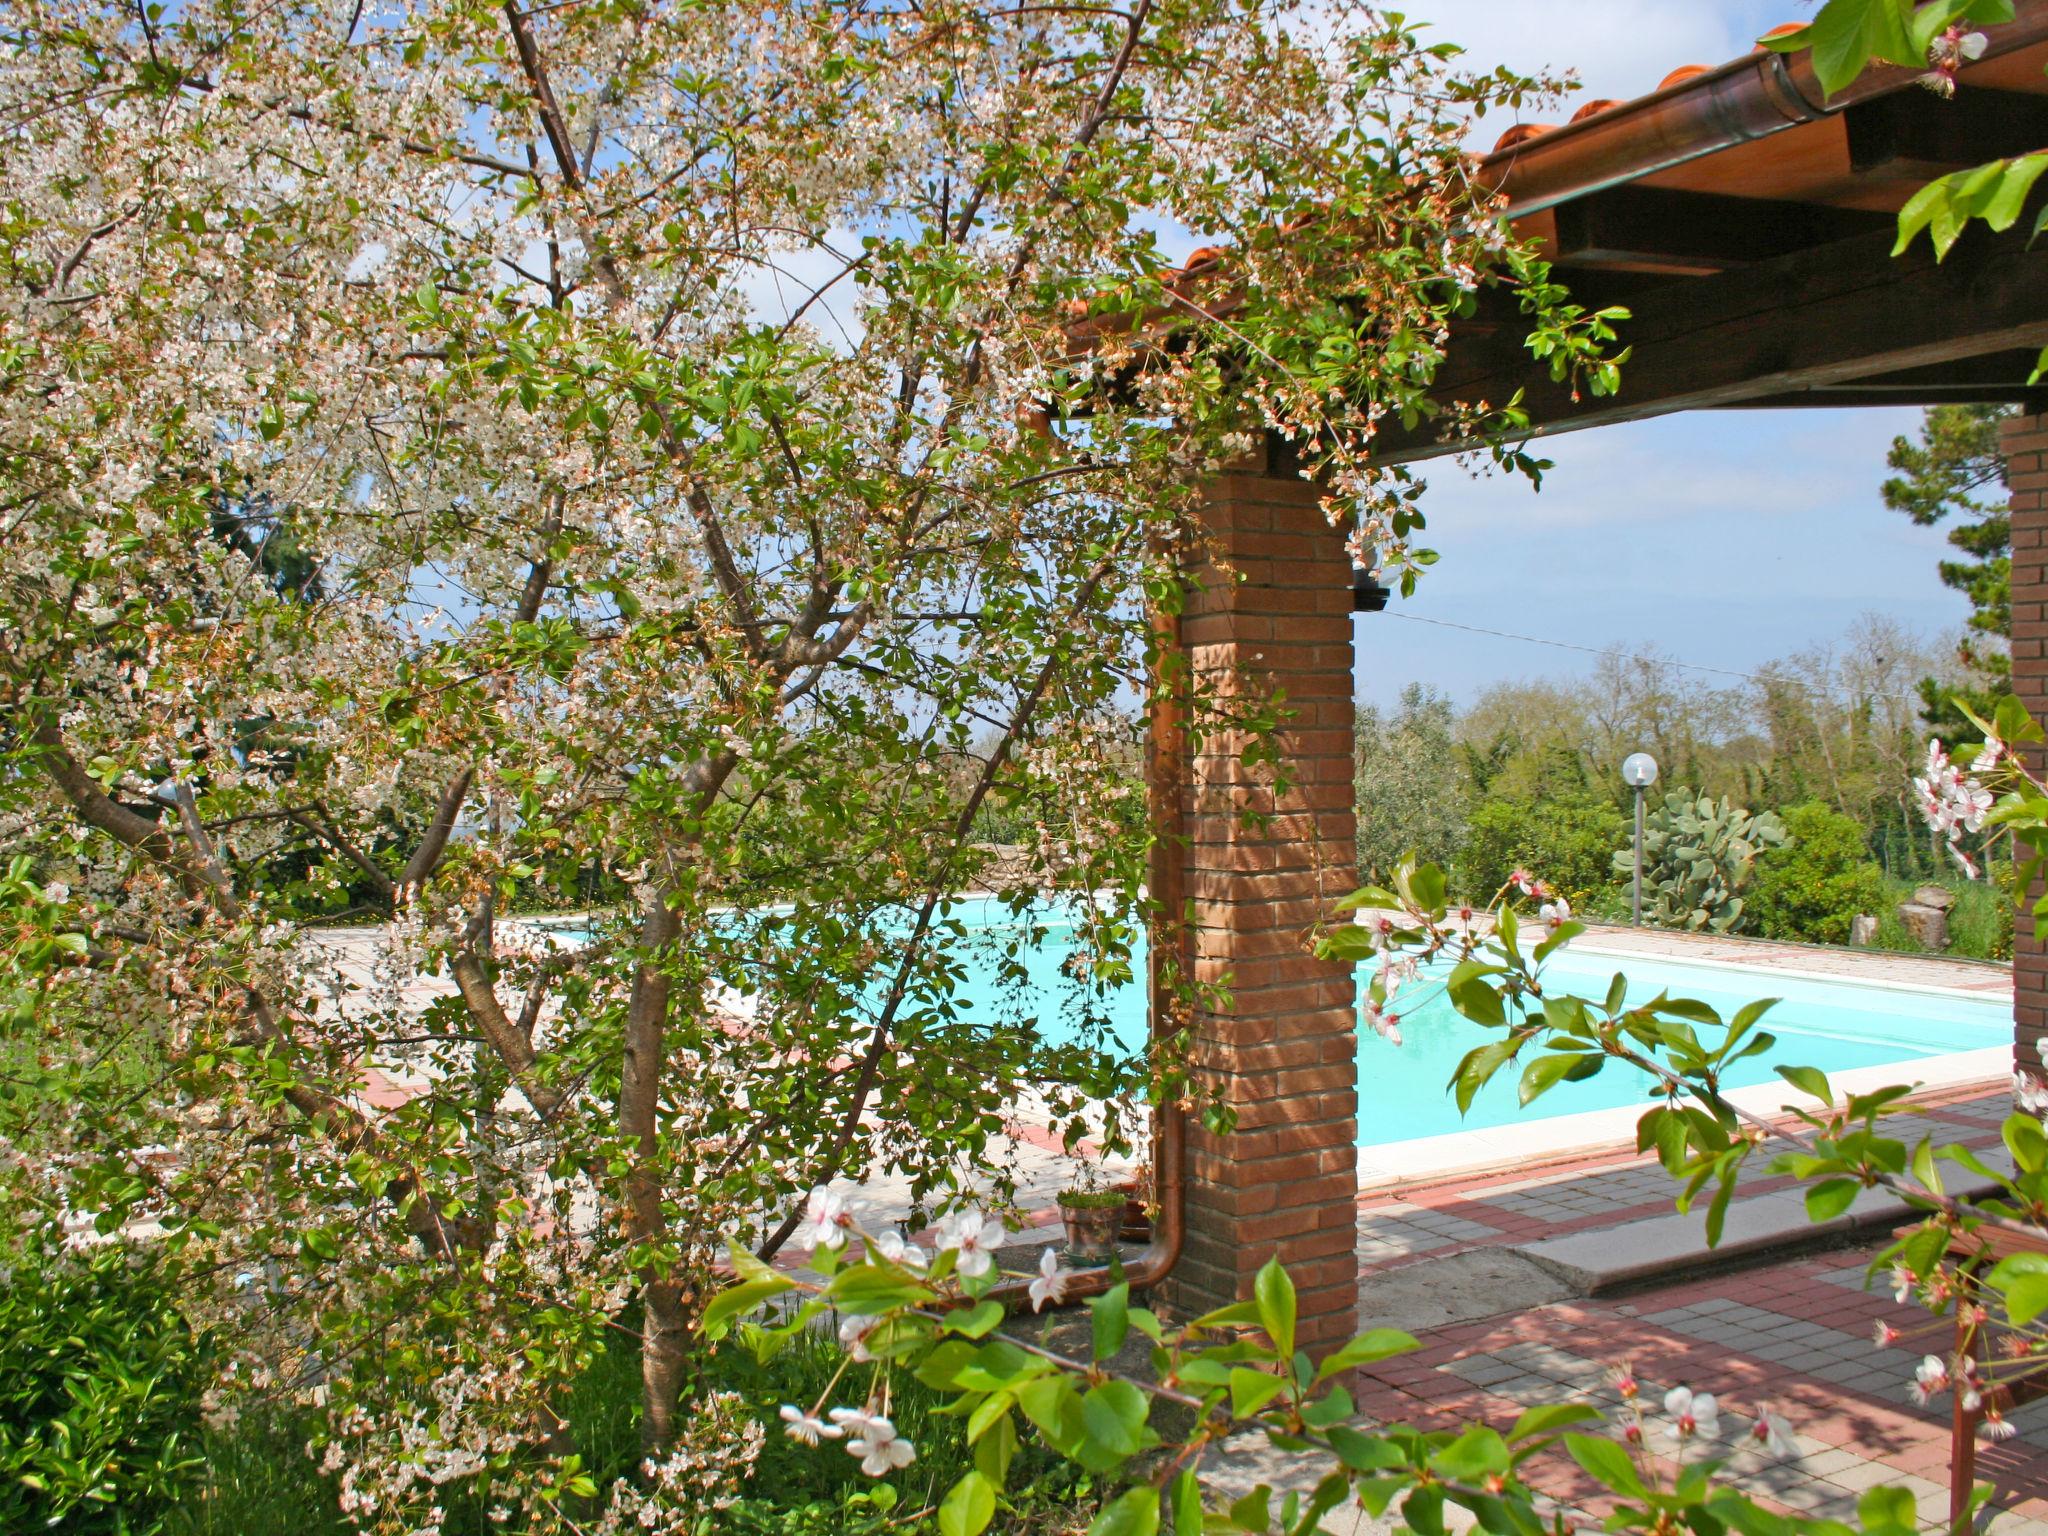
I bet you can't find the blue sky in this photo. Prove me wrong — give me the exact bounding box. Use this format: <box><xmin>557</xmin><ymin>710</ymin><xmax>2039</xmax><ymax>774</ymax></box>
<box><xmin>1352</xmin><ymin>3</ymin><xmax>1975</xmax><ymax>707</ymax></box>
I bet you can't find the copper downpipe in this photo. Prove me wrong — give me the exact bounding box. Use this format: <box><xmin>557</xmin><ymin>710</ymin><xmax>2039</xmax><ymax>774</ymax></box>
<box><xmin>989</xmin><ymin>548</ymin><xmax>1188</xmax><ymax>1307</ymax></box>
<box><xmin>1480</xmin><ymin>3</ymin><xmax>2048</xmax><ymax>219</ymax></box>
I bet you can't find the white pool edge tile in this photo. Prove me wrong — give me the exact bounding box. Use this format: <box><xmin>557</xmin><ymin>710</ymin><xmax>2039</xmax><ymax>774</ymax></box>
<box><xmin>1356</xmin><ymin>1047</ymin><xmax>2014</xmax><ymax>1192</ymax></box>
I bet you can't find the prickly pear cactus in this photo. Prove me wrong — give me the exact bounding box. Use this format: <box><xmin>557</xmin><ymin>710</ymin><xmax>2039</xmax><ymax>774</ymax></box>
<box><xmin>1612</xmin><ymin>792</ymin><xmax>1790</xmax><ymax>933</ymax></box>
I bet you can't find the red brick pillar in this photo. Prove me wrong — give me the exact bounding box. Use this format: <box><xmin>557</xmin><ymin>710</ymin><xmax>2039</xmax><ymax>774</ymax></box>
<box><xmin>1166</xmin><ymin>449</ymin><xmax>1359</xmax><ymax>1352</ymax></box>
<box><xmin>2009</xmin><ymin>410</ymin><xmax>2048</xmax><ymax>1071</ymax></box>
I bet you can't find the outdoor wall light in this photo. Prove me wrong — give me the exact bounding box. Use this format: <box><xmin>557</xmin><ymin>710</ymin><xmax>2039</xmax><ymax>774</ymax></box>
<box><xmin>1622</xmin><ymin>752</ymin><xmax>1659</xmax><ymax>927</ymax></box>
<box><xmin>1351</xmin><ymin>569</ymin><xmax>1391</xmax><ymax>613</ymax></box>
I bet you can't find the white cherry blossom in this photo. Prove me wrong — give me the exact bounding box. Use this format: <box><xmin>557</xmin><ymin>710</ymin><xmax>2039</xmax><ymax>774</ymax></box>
<box><xmin>778</xmin><ymin>1406</ymin><xmax>842</xmax><ymax>1446</ymax></box>
<box><xmin>845</xmin><ymin>1415</ymin><xmax>916</xmax><ymax>1477</ymax></box>
<box><xmin>939</xmin><ymin>1209</ymin><xmax>1006</xmax><ymax>1278</ymax></box>
<box><xmin>1029</xmin><ymin>1246</ymin><xmax>1074</xmax><ymax>1312</ymax></box>
<box><xmin>1663</xmin><ymin>1386</ymin><xmax>1719</xmax><ymax>1440</ymax></box>
<box><xmin>797</xmin><ymin>1187</ymin><xmax>856</xmax><ymax>1255</ymax></box>
<box><xmin>874</xmin><ymin>1229</ymin><xmax>927</xmax><ymax>1270</ymax></box>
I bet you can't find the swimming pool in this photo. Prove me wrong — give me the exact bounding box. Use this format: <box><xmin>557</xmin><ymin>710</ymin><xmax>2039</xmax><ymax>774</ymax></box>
<box><xmin>926</xmin><ymin>899</ymin><xmax>2012</xmax><ymax>1146</ymax></box>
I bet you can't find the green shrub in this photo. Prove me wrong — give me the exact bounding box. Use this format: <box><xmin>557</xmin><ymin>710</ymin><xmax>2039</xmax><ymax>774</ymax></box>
<box><xmin>0</xmin><ymin>1226</ymin><xmax>210</xmax><ymax>1535</ymax></box>
<box><xmin>1456</xmin><ymin>793</ymin><xmax>1627</xmax><ymax>911</ymax></box>
<box><xmin>163</xmin><ymin>1315</ymin><xmax>1096</xmax><ymax>1534</ymax></box>
<box><xmin>1743</xmin><ymin>801</ymin><xmax>1887</xmax><ymax>946</ymax></box>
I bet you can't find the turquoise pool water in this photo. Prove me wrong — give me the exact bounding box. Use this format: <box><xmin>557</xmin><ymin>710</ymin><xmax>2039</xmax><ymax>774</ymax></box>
<box><xmin>925</xmin><ymin>899</ymin><xmax>2012</xmax><ymax>1145</ymax></box>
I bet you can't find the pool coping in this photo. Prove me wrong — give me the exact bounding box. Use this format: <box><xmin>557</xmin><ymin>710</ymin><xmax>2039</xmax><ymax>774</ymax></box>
<box><xmin>1562</xmin><ymin>936</ymin><xmax>2013</xmax><ymax>1002</ymax></box>
<box><xmin>1357</xmin><ymin>1048</ymin><xmax>2014</xmax><ymax>1192</ymax></box>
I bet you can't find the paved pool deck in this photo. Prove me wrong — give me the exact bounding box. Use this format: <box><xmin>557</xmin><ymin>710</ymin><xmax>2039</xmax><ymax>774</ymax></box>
<box><xmin>1325</xmin><ymin>1079</ymin><xmax>2048</xmax><ymax>1536</ymax></box>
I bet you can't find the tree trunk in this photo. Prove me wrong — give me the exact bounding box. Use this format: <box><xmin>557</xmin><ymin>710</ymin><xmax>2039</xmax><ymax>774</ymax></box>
<box><xmin>639</xmin><ymin>1274</ymin><xmax>693</xmax><ymax>1454</ymax></box>
<box><xmin>622</xmin><ymin>887</ymin><xmax>686</xmax><ymax>1453</ymax></box>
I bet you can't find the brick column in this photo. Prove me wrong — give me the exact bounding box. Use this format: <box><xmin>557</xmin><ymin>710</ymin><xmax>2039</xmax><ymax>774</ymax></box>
<box><xmin>2009</xmin><ymin>411</ymin><xmax>2048</xmax><ymax>1070</ymax></box>
<box><xmin>1164</xmin><ymin>449</ymin><xmax>1359</xmax><ymax>1353</ymax></box>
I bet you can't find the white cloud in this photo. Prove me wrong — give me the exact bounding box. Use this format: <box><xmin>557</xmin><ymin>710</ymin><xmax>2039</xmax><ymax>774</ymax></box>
<box><xmin>734</xmin><ymin>230</ymin><xmax>868</xmax><ymax>352</ymax></box>
<box><xmin>1411</xmin><ymin>406</ymin><xmax>1924</xmax><ymax>534</ymax></box>
<box><xmin>1402</xmin><ymin>0</ymin><xmax>1784</xmax><ymax>137</ymax></box>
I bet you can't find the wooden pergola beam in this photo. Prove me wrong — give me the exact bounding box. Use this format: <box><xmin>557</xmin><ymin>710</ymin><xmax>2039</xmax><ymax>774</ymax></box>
<box><xmin>1845</xmin><ymin>87</ymin><xmax>2048</xmax><ymax>179</ymax></box>
<box><xmin>1369</xmin><ymin>221</ymin><xmax>2048</xmax><ymax>465</ymax></box>
<box><xmin>1714</xmin><ymin>349</ymin><xmax>2048</xmax><ymax>411</ymax></box>
<box><xmin>1548</xmin><ymin>186</ymin><xmax>1892</xmax><ymax>276</ymax></box>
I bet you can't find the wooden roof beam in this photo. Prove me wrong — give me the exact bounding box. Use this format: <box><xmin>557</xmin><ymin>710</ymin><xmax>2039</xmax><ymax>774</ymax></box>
<box><xmin>1845</xmin><ymin>88</ymin><xmax>2048</xmax><ymax>180</ymax></box>
<box><xmin>1713</xmin><ymin>350</ymin><xmax>2048</xmax><ymax>410</ymax></box>
<box><xmin>1366</xmin><ymin>220</ymin><xmax>2048</xmax><ymax>464</ymax></box>
<box><xmin>1548</xmin><ymin>185</ymin><xmax>1894</xmax><ymax>276</ymax></box>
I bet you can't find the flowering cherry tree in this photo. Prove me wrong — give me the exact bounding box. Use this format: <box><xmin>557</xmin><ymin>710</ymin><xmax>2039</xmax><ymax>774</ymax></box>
<box><xmin>0</xmin><ymin>0</ymin><xmax>1635</xmax><ymax>1524</ymax></box>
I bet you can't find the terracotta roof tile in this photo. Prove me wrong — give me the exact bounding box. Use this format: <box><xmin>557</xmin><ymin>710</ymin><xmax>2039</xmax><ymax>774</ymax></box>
<box><xmin>1656</xmin><ymin>63</ymin><xmax>1710</xmax><ymax>91</ymax></box>
<box><xmin>1491</xmin><ymin>121</ymin><xmax>1556</xmax><ymax>153</ymax></box>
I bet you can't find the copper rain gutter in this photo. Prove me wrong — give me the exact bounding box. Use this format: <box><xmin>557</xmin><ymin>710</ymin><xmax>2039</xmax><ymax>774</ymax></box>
<box><xmin>1480</xmin><ymin>5</ymin><xmax>2048</xmax><ymax>219</ymax></box>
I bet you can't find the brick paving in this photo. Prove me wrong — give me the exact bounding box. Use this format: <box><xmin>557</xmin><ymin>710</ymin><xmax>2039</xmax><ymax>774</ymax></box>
<box><xmin>1347</xmin><ymin>1080</ymin><xmax>2048</xmax><ymax>1534</ymax></box>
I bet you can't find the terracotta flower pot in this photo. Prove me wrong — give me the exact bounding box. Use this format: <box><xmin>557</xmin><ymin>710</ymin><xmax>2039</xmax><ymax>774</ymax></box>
<box><xmin>1058</xmin><ymin>1196</ymin><xmax>1124</xmax><ymax>1266</ymax></box>
<box><xmin>1113</xmin><ymin>1178</ymin><xmax>1153</xmax><ymax>1243</ymax></box>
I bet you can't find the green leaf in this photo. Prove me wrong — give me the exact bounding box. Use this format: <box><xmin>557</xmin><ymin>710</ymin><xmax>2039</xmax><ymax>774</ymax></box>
<box><xmin>1776</xmin><ymin>1064</ymin><xmax>1832</xmax><ymax>1107</ymax></box>
<box><xmin>1328</xmin><ymin>1426</ymin><xmax>1409</xmax><ymax>1473</ymax></box>
<box><xmin>948</xmin><ymin>1300</ymin><xmax>1005</xmax><ymax>1338</ymax></box>
<box><xmin>1091</xmin><ymin>1281</ymin><xmax>1130</xmax><ymax>1362</ymax></box>
<box><xmin>1229</xmin><ymin>1367</ymin><xmax>1288</xmax><ymax>1418</ymax></box>
<box><xmin>1080</xmin><ymin>1379</ymin><xmax>1149</xmax><ymax>1457</ymax></box>
<box><xmin>1519</xmin><ymin>1052</ymin><xmax>1597</xmax><ymax>1106</ymax></box>
<box><xmin>2007</xmin><ymin>1112</ymin><xmax>2048</xmax><ymax>1175</ymax></box>
<box><xmin>1227</xmin><ymin>1486</ymin><xmax>1272</xmax><ymax>1533</ymax></box>
<box><xmin>1315</xmin><ymin>1327</ymin><xmax>1419</xmax><ymax>1380</ymax></box>
<box><xmin>1705</xmin><ymin>1173</ymin><xmax>1736</xmax><ymax>1248</ymax></box>
<box><xmin>1170</xmin><ymin>1470</ymin><xmax>1203</xmax><ymax>1536</ymax></box>
<box><xmin>1805</xmin><ymin>1178</ymin><xmax>1862</xmax><ymax>1222</ymax></box>
<box><xmin>1090</xmin><ymin>1485</ymin><xmax>1160</xmax><ymax>1536</ymax></box>
<box><xmin>1254</xmin><ymin>1256</ymin><xmax>1296</xmax><ymax>1360</ymax></box>
<box><xmin>828</xmin><ymin>1264</ymin><xmax>932</xmax><ymax>1313</ymax></box>
<box><xmin>1016</xmin><ymin>1376</ymin><xmax>1079</xmax><ymax>1448</ymax></box>
<box><xmin>939</xmin><ymin>1471</ymin><xmax>997</xmax><ymax>1536</ymax></box>
<box><xmin>1430</xmin><ymin>1425</ymin><xmax>1510</xmax><ymax>1481</ymax></box>
<box><xmin>974</xmin><ymin>1414</ymin><xmax>1017</xmax><ymax>1486</ymax></box>
<box><xmin>699</xmin><ymin>1276</ymin><xmax>792</xmax><ymax>1337</ymax></box>
<box><xmin>1805</xmin><ymin>0</ymin><xmax>1920</xmax><ymax>96</ymax></box>
<box><xmin>2003</xmin><ymin>1273</ymin><xmax>2048</xmax><ymax>1326</ymax></box>
<box><xmin>1982</xmin><ymin>153</ymin><xmax>2048</xmax><ymax>231</ymax></box>
<box><xmin>1566</xmin><ymin>1433</ymin><xmax>1647</xmax><ymax>1497</ymax></box>
<box><xmin>966</xmin><ymin>1391</ymin><xmax>1015</xmax><ymax>1445</ymax></box>
<box><xmin>1858</xmin><ymin>1484</ymin><xmax>1917</xmax><ymax>1534</ymax></box>
<box><xmin>1188</xmin><ymin>1303</ymin><xmax>1263</xmax><ymax>1336</ymax></box>
<box><xmin>1507</xmin><ymin>1403</ymin><xmax>1601</xmax><ymax>1442</ymax></box>
<box><xmin>1452</xmin><ymin>1038</ymin><xmax>1519</xmax><ymax>1115</ymax></box>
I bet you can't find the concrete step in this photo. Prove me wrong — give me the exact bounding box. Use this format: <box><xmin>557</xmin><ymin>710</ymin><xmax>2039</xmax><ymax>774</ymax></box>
<box><xmin>1516</xmin><ymin>1170</ymin><xmax>2007</xmax><ymax>1295</ymax></box>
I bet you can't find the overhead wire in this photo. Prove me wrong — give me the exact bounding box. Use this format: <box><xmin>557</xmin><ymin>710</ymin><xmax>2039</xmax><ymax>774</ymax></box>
<box><xmin>1376</xmin><ymin>609</ymin><xmax>1935</xmax><ymax>709</ymax></box>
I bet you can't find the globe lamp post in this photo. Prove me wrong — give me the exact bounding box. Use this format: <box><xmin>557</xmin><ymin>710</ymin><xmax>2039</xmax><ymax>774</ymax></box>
<box><xmin>1621</xmin><ymin>752</ymin><xmax>1659</xmax><ymax>927</ymax></box>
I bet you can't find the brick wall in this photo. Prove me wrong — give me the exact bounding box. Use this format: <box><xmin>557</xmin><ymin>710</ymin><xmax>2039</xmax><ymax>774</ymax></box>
<box><xmin>2009</xmin><ymin>410</ymin><xmax>2048</xmax><ymax>1067</ymax></box>
<box><xmin>1163</xmin><ymin>453</ymin><xmax>1360</xmax><ymax>1353</ymax></box>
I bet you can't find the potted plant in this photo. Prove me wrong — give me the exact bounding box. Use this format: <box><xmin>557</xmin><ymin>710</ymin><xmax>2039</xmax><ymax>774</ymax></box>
<box><xmin>1057</xmin><ymin>1169</ymin><xmax>1125</xmax><ymax>1266</ymax></box>
<box><xmin>1113</xmin><ymin>1166</ymin><xmax>1153</xmax><ymax>1244</ymax></box>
